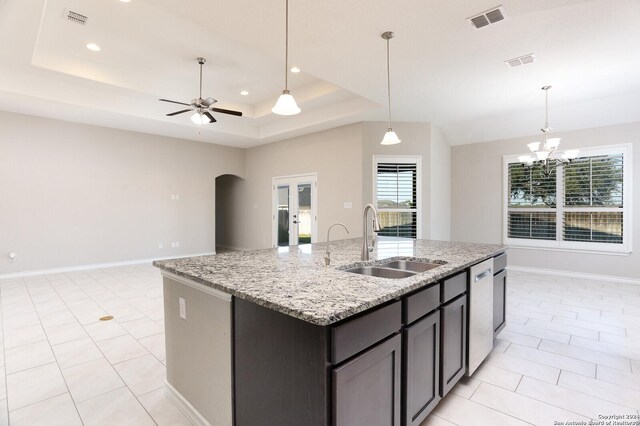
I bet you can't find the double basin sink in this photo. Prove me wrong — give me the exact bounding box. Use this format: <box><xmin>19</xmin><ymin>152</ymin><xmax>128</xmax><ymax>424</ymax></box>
<box><xmin>343</xmin><ymin>259</ymin><xmax>446</xmax><ymax>279</ymax></box>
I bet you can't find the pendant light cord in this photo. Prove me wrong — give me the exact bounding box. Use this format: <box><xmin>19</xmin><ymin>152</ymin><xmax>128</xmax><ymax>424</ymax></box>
<box><xmin>199</xmin><ymin>62</ymin><xmax>203</xmax><ymax>100</ymax></box>
<box><xmin>285</xmin><ymin>0</ymin><xmax>289</xmax><ymax>91</ymax></box>
<box><xmin>386</xmin><ymin>37</ymin><xmax>392</xmax><ymax>128</ymax></box>
<box><xmin>545</xmin><ymin>87</ymin><xmax>549</xmax><ymax>129</ymax></box>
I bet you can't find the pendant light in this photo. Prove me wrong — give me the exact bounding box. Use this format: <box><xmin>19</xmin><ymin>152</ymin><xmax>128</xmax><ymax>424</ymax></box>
<box><xmin>520</xmin><ymin>86</ymin><xmax>578</xmax><ymax>175</ymax></box>
<box><xmin>380</xmin><ymin>31</ymin><xmax>401</xmax><ymax>145</ymax></box>
<box><xmin>272</xmin><ymin>0</ymin><xmax>301</xmax><ymax>115</ymax></box>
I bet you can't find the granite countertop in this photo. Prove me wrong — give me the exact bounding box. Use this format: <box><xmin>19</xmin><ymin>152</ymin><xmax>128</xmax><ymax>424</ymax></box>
<box><xmin>153</xmin><ymin>238</ymin><xmax>506</xmax><ymax>326</ymax></box>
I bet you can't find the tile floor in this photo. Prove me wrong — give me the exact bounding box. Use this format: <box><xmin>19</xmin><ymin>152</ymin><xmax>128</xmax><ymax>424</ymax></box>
<box><xmin>0</xmin><ymin>265</ymin><xmax>639</xmax><ymax>425</ymax></box>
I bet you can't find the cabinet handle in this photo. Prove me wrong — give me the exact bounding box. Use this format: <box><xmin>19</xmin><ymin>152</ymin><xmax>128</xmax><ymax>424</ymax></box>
<box><xmin>474</xmin><ymin>269</ymin><xmax>492</xmax><ymax>282</ymax></box>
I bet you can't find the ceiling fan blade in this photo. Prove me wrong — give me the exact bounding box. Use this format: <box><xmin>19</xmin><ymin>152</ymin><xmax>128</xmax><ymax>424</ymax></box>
<box><xmin>166</xmin><ymin>109</ymin><xmax>192</xmax><ymax>116</ymax></box>
<box><xmin>211</xmin><ymin>107</ymin><xmax>243</xmax><ymax>117</ymax></box>
<box><xmin>159</xmin><ymin>99</ymin><xmax>191</xmax><ymax>106</ymax></box>
<box><xmin>202</xmin><ymin>97</ymin><xmax>217</xmax><ymax>106</ymax></box>
<box><xmin>204</xmin><ymin>112</ymin><xmax>217</xmax><ymax>123</ymax></box>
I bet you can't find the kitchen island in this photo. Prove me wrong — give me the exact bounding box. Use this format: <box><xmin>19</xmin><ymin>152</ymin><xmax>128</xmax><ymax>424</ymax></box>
<box><xmin>153</xmin><ymin>237</ymin><xmax>507</xmax><ymax>426</ymax></box>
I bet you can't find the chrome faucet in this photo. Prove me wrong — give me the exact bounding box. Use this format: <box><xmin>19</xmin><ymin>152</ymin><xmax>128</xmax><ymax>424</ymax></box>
<box><xmin>361</xmin><ymin>204</ymin><xmax>381</xmax><ymax>261</ymax></box>
<box><xmin>324</xmin><ymin>223</ymin><xmax>349</xmax><ymax>266</ymax></box>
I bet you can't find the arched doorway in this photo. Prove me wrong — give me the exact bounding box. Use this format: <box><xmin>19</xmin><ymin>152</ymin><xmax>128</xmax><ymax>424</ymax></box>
<box><xmin>215</xmin><ymin>174</ymin><xmax>245</xmax><ymax>253</ymax></box>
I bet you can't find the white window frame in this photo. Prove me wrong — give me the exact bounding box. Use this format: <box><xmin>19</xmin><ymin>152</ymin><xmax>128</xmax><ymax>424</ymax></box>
<box><xmin>373</xmin><ymin>155</ymin><xmax>422</xmax><ymax>239</ymax></box>
<box><xmin>503</xmin><ymin>143</ymin><xmax>632</xmax><ymax>254</ymax></box>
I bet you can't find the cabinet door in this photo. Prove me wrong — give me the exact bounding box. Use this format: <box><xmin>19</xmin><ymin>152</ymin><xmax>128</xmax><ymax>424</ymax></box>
<box><xmin>493</xmin><ymin>270</ymin><xmax>507</xmax><ymax>338</ymax></box>
<box><xmin>440</xmin><ymin>294</ymin><xmax>467</xmax><ymax>397</ymax></box>
<box><xmin>403</xmin><ymin>311</ymin><xmax>440</xmax><ymax>426</ymax></box>
<box><xmin>333</xmin><ymin>334</ymin><xmax>401</xmax><ymax>426</ymax></box>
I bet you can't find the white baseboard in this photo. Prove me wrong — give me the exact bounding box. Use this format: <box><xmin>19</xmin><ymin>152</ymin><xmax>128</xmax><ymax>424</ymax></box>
<box><xmin>508</xmin><ymin>265</ymin><xmax>640</xmax><ymax>285</ymax></box>
<box><xmin>164</xmin><ymin>381</ymin><xmax>211</xmax><ymax>426</ymax></box>
<box><xmin>0</xmin><ymin>252</ymin><xmax>215</xmax><ymax>280</ymax></box>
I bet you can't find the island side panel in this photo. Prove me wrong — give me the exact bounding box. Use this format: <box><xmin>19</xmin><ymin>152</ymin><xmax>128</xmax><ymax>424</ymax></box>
<box><xmin>234</xmin><ymin>298</ymin><xmax>330</xmax><ymax>426</ymax></box>
<box><xmin>163</xmin><ymin>276</ymin><xmax>233</xmax><ymax>426</ymax></box>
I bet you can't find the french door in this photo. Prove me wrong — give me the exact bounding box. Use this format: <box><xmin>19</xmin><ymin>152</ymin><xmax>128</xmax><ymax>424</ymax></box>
<box><xmin>272</xmin><ymin>173</ymin><xmax>318</xmax><ymax>247</ymax></box>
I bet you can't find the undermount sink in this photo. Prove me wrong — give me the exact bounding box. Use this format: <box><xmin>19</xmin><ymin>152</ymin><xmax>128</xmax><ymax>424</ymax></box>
<box><xmin>378</xmin><ymin>260</ymin><xmax>443</xmax><ymax>273</ymax></box>
<box><xmin>344</xmin><ymin>266</ymin><xmax>416</xmax><ymax>279</ymax></box>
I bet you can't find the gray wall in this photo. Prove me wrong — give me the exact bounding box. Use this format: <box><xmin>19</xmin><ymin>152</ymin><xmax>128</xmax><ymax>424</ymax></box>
<box><xmin>0</xmin><ymin>110</ymin><xmax>245</xmax><ymax>274</ymax></box>
<box><xmin>362</xmin><ymin>122</ymin><xmax>432</xmax><ymax>238</ymax></box>
<box><xmin>451</xmin><ymin>122</ymin><xmax>640</xmax><ymax>279</ymax></box>
<box><xmin>236</xmin><ymin>123</ymin><xmax>364</xmax><ymax>250</ymax></box>
<box><xmin>215</xmin><ymin>174</ymin><xmax>245</xmax><ymax>250</ymax></box>
<box><xmin>430</xmin><ymin>125</ymin><xmax>451</xmax><ymax>241</ymax></box>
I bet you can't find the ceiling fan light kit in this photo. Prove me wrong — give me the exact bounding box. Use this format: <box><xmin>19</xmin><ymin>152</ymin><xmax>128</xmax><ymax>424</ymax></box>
<box><xmin>380</xmin><ymin>31</ymin><xmax>401</xmax><ymax>145</ymax></box>
<box><xmin>159</xmin><ymin>57</ymin><xmax>243</xmax><ymax>125</ymax></box>
<box><xmin>520</xmin><ymin>86</ymin><xmax>578</xmax><ymax>175</ymax></box>
<box><xmin>272</xmin><ymin>0</ymin><xmax>301</xmax><ymax>116</ymax></box>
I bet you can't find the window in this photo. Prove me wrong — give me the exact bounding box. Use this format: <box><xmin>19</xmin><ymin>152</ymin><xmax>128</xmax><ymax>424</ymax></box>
<box><xmin>503</xmin><ymin>144</ymin><xmax>632</xmax><ymax>253</ymax></box>
<box><xmin>374</xmin><ymin>156</ymin><xmax>421</xmax><ymax>239</ymax></box>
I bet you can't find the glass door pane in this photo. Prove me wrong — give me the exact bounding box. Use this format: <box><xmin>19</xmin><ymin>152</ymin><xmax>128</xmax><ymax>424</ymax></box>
<box><xmin>277</xmin><ymin>185</ymin><xmax>290</xmax><ymax>247</ymax></box>
<box><xmin>296</xmin><ymin>183</ymin><xmax>312</xmax><ymax>245</ymax></box>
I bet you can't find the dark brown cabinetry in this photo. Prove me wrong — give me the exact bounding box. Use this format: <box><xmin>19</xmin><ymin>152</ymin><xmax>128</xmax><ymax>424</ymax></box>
<box><xmin>440</xmin><ymin>294</ymin><xmax>467</xmax><ymax>396</ymax></box>
<box><xmin>234</xmin><ymin>254</ymin><xmax>504</xmax><ymax>426</ymax></box>
<box><xmin>493</xmin><ymin>253</ymin><xmax>507</xmax><ymax>338</ymax></box>
<box><xmin>333</xmin><ymin>334</ymin><xmax>402</xmax><ymax>426</ymax></box>
<box><xmin>403</xmin><ymin>310</ymin><xmax>440</xmax><ymax>426</ymax></box>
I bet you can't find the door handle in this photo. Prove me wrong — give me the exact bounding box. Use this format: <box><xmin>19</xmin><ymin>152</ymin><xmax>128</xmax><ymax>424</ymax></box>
<box><xmin>474</xmin><ymin>269</ymin><xmax>492</xmax><ymax>282</ymax></box>
<box><xmin>293</xmin><ymin>220</ymin><xmax>300</xmax><ymax>224</ymax></box>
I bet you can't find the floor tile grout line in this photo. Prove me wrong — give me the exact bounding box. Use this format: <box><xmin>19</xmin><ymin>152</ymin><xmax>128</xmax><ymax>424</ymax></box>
<box><xmin>512</xmin><ymin>374</ymin><xmax>637</xmax><ymax>420</ymax></box>
<box><xmin>23</xmin><ymin>275</ymin><xmax>86</xmax><ymax>425</ymax></box>
<box><xmin>57</xmin><ymin>271</ymin><xmax>161</xmax><ymax>426</ymax></box>
<box><xmin>0</xmin><ymin>285</ymin><xmax>12</xmax><ymax>425</ymax></box>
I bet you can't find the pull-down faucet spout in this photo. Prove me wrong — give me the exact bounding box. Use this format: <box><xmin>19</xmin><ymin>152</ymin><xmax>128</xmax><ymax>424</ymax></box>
<box><xmin>361</xmin><ymin>204</ymin><xmax>381</xmax><ymax>261</ymax></box>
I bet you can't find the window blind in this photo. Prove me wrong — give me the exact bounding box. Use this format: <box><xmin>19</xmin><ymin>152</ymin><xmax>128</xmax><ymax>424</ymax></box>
<box><xmin>376</xmin><ymin>162</ymin><xmax>418</xmax><ymax>239</ymax></box>
<box><xmin>507</xmin><ymin>163</ymin><xmax>556</xmax><ymax>240</ymax></box>
<box><xmin>563</xmin><ymin>154</ymin><xmax>624</xmax><ymax>244</ymax></box>
<box><xmin>504</xmin><ymin>147</ymin><xmax>630</xmax><ymax>252</ymax></box>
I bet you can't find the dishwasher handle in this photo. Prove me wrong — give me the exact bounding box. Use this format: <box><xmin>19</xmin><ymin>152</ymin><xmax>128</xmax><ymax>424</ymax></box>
<box><xmin>474</xmin><ymin>268</ymin><xmax>492</xmax><ymax>282</ymax></box>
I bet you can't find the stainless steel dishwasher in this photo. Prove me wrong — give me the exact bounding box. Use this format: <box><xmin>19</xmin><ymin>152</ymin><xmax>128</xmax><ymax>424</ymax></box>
<box><xmin>467</xmin><ymin>258</ymin><xmax>494</xmax><ymax>375</ymax></box>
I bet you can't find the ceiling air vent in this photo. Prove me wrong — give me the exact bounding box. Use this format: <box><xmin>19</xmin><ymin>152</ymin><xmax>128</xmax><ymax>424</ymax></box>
<box><xmin>504</xmin><ymin>53</ymin><xmax>536</xmax><ymax>68</ymax></box>
<box><xmin>65</xmin><ymin>10</ymin><xmax>88</xmax><ymax>25</ymax></box>
<box><xmin>468</xmin><ymin>5</ymin><xmax>507</xmax><ymax>29</ymax></box>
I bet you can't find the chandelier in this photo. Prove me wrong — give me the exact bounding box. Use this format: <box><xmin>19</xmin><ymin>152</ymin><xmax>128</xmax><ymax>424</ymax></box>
<box><xmin>519</xmin><ymin>86</ymin><xmax>578</xmax><ymax>175</ymax></box>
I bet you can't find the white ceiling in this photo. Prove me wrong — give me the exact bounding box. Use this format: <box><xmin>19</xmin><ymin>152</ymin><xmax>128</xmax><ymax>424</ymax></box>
<box><xmin>1</xmin><ymin>0</ymin><xmax>639</xmax><ymax>147</ymax></box>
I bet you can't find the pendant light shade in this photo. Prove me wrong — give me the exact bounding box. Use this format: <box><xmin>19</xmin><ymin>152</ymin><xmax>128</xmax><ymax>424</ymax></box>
<box><xmin>381</xmin><ymin>129</ymin><xmax>401</xmax><ymax>145</ymax></box>
<box><xmin>380</xmin><ymin>31</ymin><xmax>400</xmax><ymax>145</ymax></box>
<box><xmin>272</xmin><ymin>90</ymin><xmax>301</xmax><ymax>115</ymax></box>
<box><xmin>272</xmin><ymin>0</ymin><xmax>300</xmax><ymax>116</ymax></box>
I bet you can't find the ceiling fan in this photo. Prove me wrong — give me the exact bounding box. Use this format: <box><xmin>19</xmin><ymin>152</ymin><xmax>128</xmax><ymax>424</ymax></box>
<box><xmin>159</xmin><ymin>57</ymin><xmax>243</xmax><ymax>124</ymax></box>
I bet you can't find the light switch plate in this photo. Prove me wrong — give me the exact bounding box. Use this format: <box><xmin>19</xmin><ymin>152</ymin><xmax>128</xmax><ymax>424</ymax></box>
<box><xmin>179</xmin><ymin>297</ymin><xmax>186</xmax><ymax>319</ymax></box>
<box><xmin>343</xmin><ymin>202</ymin><xmax>353</xmax><ymax>209</ymax></box>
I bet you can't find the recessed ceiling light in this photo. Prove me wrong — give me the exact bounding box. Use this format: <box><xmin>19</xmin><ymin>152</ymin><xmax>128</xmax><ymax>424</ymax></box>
<box><xmin>120</xmin><ymin>0</ymin><xmax>131</xmax><ymax>3</ymax></box>
<box><xmin>85</xmin><ymin>43</ymin><xmax>101</xmax><ymax>52</ymax></box>
<box><xmin>290</xmin><ymin>66</ymin><xmax>300</xmax><ymax>73</ymax></box>
<box><xmin>240</xmin><ymin>90</ymin><xmax>249</xmax><ymax>96</ymax></box>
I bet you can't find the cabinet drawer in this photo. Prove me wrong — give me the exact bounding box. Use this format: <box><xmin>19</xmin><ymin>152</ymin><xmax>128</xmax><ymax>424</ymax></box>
<box><xmin>404</xmin><ymin>283</ymin><xmax>440</xmax><ymax>325</ymax></box>
<box><xmin>493</xmin><ymin>253</ymin><xmax>507</xmax><ymax>274</ymax></box>
<box><xmin>441</xmin><ymin>271</ymin><xmax>467</xmax><ymax>304</ymax></box>
<box><xmin>332</xmin><ymin>301</ymin><xmax>401</xmax><ymax>365</ymax></box>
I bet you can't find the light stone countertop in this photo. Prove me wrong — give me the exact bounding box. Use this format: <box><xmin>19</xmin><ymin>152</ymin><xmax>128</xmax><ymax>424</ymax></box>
<box><xmin>153</xmin><ymin>237</ymin><xmax>506</xmax><ymax>326</ymax></box>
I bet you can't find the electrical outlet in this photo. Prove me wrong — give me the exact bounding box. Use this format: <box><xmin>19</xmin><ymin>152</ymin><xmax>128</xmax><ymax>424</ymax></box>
<box><xmin>158</xmin><ymin>243</ymin><xmax>163</xmax><ymax>249</ymax></box>
<box><xmin>8</xmin><ymin>252</ymin><xmax>16</xmax><ymax>262</ymax></box>
<box><xmin>179</xmin><ymin>297</ymin><xmax>186</xmax><ymax>319</ymax></box>
<box><xmin>175</xmin><ymin>241</ymin><xmax>180</xmax><ymax>248</ymax></box>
